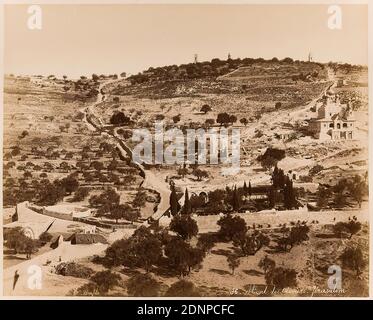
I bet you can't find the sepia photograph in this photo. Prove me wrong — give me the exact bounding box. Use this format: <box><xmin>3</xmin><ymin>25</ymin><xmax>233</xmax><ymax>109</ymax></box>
<box><xmin>1</xmin><ymin>1</ymin><xmax>371</xmax><ymax>299</ymax></box>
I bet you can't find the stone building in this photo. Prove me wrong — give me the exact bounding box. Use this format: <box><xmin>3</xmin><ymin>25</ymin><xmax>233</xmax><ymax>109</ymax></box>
<box><xmin>309</xmin><ymin>95</ymin><xmax>356</xmax><ymax>140</ymax></box>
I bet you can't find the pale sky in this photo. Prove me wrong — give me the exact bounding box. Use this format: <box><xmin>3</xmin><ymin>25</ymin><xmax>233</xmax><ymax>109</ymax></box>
<box><xmin>4</xmin><ymin>4</ymin><xmax>368</xmax><ymax>78</ymax></box>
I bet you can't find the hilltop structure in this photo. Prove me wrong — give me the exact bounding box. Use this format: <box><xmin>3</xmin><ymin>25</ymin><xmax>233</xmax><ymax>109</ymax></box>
<box><xmin>308</xmin><ymin>51</ymin><xmax>313</xmax><ymax>62</ymax></box>
<box><xmin>309</xmin><ymin>94</ymin><xmax>356</xmax><ymax>140</ymax></box>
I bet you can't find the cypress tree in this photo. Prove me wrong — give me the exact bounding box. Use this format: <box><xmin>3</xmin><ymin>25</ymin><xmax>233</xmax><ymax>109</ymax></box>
<box><xmin>283</xmin><ymin>176</ymin><xmax>295</xmax><ymax>210</ymax></box>
<box><xmin>288</xmin><ymin>179</ymin><xmax>296</xmax><ymax>208</ymax></box>
<box><xmin>268</xmin><ymin>186</ymin><xmax>276</xmax><ymax>208</ymax></box>
<box><xmin>232</xmin><ymin>185</ymin><xmax>240</xmax><ymax>212</ymax></box>
<box><xmin>248</xmin><ymin>181</ymin><xmax>252</xmax><ymax>198</ymax></box>
<box><xmin>272</xmin><ymin>165</ymin><xmax>279</xmax><ymax>188</ymax></box>
<box><xmin>170</xmin><ymin>185</ymin><xmax>179</xmax><ymax>215</ymax></box>
<box><xmin>283</xmin><ymin>177</ymin><xmax>288</xmax><ymax>209</ymax></box>
<box><xmin>183</xmin><ymin>188</ymin><xmax>191</xmax><ymax>214</ymax></box>
<box><xmin>278</xmin><ymin>169</ymin><xmax>285</xmax><ymax>188</ymax></box>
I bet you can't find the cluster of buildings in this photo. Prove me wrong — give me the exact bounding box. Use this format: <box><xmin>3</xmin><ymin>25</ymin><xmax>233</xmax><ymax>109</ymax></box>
<box><xmin>309</xmin><ymin>94</ymin><xmax>356</xmax><ymax>140</ymax></box>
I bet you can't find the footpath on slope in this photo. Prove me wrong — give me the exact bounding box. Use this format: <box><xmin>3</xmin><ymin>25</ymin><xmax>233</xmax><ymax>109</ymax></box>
<box><xmin>84</xmin><ymin>80</ymin><xmax>173</xmax><ymax>224</ymax></box>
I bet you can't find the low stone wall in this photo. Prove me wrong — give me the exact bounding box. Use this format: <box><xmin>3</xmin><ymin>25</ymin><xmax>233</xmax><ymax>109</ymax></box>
<box><xmin>27</xmin><ymin>204</ymin><xmax>90</xmax><ymax>221</ymax></box>
<box><xmin>73</xmin><ymin>217</ymin><xmax>138</xmax><ymax>229</ymax></box>
<box><xmin>42</xmin><ymin>208</ymin><xmax>74</xmax><ymax>221</ymax></box>
<box><xmin>27</xmin><ymin>205</ymin><xmax>43</xmax><ymax>214</ymax></box>
<box><xmin>195</xmin><ymin>208</ymin><xmax>368</xmax><ymax>233</ymax></box>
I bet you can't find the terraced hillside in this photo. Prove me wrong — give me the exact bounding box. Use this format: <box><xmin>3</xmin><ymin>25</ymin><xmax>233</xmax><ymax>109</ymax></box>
<box><xmin>3</xmin><ymin>76</ymin><xmax>151</xmax><ymax>220</ymax></box>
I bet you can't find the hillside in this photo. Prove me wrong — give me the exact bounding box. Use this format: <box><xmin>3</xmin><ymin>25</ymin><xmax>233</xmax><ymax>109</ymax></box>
<box><xmin>92</xmin><ymin>58</ymin><xmax>333</xmax><ymax>134</ymax></box>
<box><xmin>106</xmin><ymin>58</ymin><xmax>329</xmax><ymax>105</ymax></box>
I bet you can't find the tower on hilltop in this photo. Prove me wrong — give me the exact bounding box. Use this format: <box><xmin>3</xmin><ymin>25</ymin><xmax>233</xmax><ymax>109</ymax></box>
<box><xmin>308</xmin><ymin>51</ymin><xmax>313</xmax><ymax>62</ymax></box>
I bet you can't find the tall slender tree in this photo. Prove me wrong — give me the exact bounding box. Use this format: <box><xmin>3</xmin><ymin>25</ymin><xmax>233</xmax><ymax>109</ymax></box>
<box><xmin>232</xmin><ymin>185</ymin><xmax>240</xmax><ymax>212</ymax></box>
<box><xmin>183</xmin><ymin>188</ymin><xmax>191</xmax><ymax>214</ymax></box>
<box><xmin>283</xmin><ymin>177</ymin><xmax>290</xmax><ymax>209</ymax></box>
<box><xmin>278</xmin><ymin>169</ymin><xmax>285</xmax><ymax>188</ymax></box>
<box><xmin>243</xmin><ymin>181</ymin><xmax>248</xmax><ymax>195</ymax></box>
<box><xmin>272</xmin><ymin>165</ymin><xmax>279</xmax><ymax>187</ymax></box>
<box><xmin>283</xmin><ymin>177</ymin><xmax>296</xmax><ymax>209</ymax></box>
<box><xmin>268</xmin><ymin>186</ymin><xmax>276</xmax><ymax>208</ymax></box>
<box><xmin>170</xmin><ymin>185</ymin><xmax>180</xmax><ymax>215</ymax></box>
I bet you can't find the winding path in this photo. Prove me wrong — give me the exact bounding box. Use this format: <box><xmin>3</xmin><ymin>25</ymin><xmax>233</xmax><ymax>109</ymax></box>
<box><xmin>82</xmin><ymin>80</ymin><xmax>172</xmax><ymax>223</ymax></box>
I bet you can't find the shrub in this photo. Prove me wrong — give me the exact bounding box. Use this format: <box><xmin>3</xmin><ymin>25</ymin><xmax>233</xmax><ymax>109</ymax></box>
<box><xmin>217</xmin><ymin>215</ymin><xmax>247</xmax><ymax>241</ymax></box>
<box><xmin>333</xmin><ymin>221</ymin><xmax>361</xmax><ymax>239</ymax></box>
<box><xmin>72</xmin><ymin>187</ymin><xmax>90</xmax><ymax>202</ymax></box>
<box><xmin>89</xmin><ymin>188</ymin><xmax>120</xmax><ymax>215</ymax></box>
<box><xmin>110</xmin><ymin>111</ymin><xmax>131</xmax><ymax>125</ymax></box>
<box><xmin>276</xmin><ymin>225</ymin><xmax>310</xmax><ymax>252</ymax></box>
<box><xmin>258</xmin><ymin>255</ymin><xmax>276</xmax><ymax>274</ymax></box>
<box><xmin>90</xmin><ymin>270</ymin><xmax>121</xmax><ymax>294</ymax></box>
<box><xmin>39</xmin><ymin>232</ymin><xmax>53</xmax><ymax>243</ymax></box>
<box><xmin>200</xmin><ymin>104</ymin><xmax>212</xmax><ymax>114</ymax></box>
<box><xmin>227</xmin><ymin>255</ymin><xmax>240</xmax><ymax>274</ymax></box>
<box><xmin>205</xmin><ymin>119</ymin><xmax>215</xmax><ymax>127</ymax></box>
<box><xmin>169</xmin><ymin>215</ymin><xmax>198</xmax><ymax>240</ymax></box>
<box><xmin>340</xmin><ymin>246</ymin><xmax>366</xmax><ymax>276</ymax></box>
<box><xmin>240</xmin><ymin>118</ymin><xmax>248</xmax><ymax>126</ymax></box>
<box><xmin>4</xmin><ymin>227</ymin><xmax>40</xmax><ymax>259</ymax></box>
<box><xmin>165</xmin><ymin>238</ymin><xmax>205</xmax><ymax>277</ymax></box>
<box><xmin>309</xmin><ymin>165</ymin><xmax>324</xmax><ymax>176</ymax></box>
<box><xmin>192</xmin><ymin>168</ymin><xmax>209</xmax><ymax>181</ymax></box>
<box><xmin>197</xmin><ymin>233</ymin><xmax>217</xmax><ymax>254</ymax></box>
<box><xmin>55</xmin><ymin>262</ymin><xmax>94</xmax><ymax>279</ymax></box>
<box><xmin>104</xmin><ymin>226</ymin><xmax>162</xmax><ymax>271</ymax></box>
<box><xmin>155</xmin><ymin>114</ymin><xmax>165</xmax><ymax>121</ymax></box>
<box><xmin>165</xmin><ymin>280</ymin><xmax>201</xmax><ymax>297</ymax></box>
<box><xmin>126</xmin><ymin>274</ymin><xmax>160</xmax><ymax>297</ymax></box>
<box><xmin>265</xmin><ymin>267</ymin><xmax>297</xmax><ymax>289</ymax></box>
<box><xmin>258</xmin><ymin>148</ymin><xmax>285</xmax><ymax>170</ymax></box>
<box><xmin>233</xmin><ymin>231</ymin><xmax>270</xmax><ymax>256</ymax></box>
<box><xmin>316</xmin><ymin>185</ymin><xmax>332</xmax><ymax>208</ymax></box>
<box><xmin>172</xmin><ymin>115</ymin><xmax>181</xmax><ymax>123</ymax></box>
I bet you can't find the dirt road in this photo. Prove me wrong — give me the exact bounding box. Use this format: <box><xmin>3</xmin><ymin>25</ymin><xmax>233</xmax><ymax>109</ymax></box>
<box><xmin>82</xmin><ymin>79</ymin><xmax>172</xmax><ymax>223</ymax></box>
